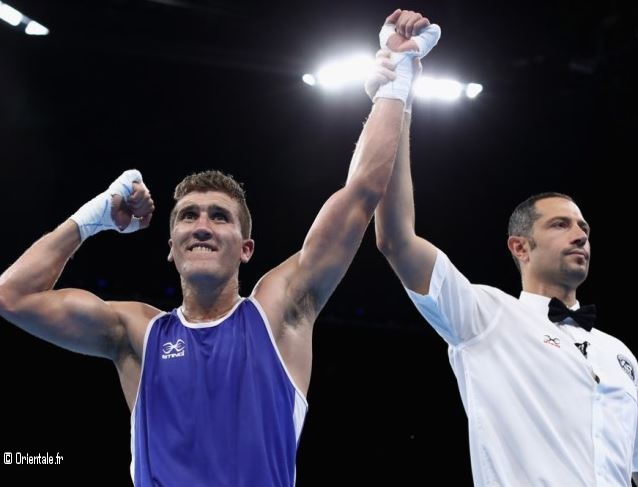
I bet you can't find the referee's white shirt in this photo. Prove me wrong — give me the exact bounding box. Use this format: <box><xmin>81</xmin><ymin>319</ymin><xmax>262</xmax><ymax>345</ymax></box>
<box><xmin>407</xmin><ymin>250</ymin><xmax>638</xmax><ymax>486</ymax></box>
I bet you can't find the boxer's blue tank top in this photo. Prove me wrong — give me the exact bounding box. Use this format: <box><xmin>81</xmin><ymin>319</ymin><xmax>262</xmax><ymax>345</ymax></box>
<box><xmin>131</xmin><ymin>297</ymin><xmax>308</xmax><ymax>487</ymax></box>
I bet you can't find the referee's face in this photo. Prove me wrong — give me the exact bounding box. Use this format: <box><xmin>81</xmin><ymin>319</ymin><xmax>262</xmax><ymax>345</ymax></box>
<box><xmin>528</xmin><ymin>197</ymin><xmax>590</xmax><ymax>288</ymax></box>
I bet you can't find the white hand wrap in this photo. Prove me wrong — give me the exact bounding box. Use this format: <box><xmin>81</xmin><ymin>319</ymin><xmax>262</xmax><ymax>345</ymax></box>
<box><xmin>411</xmin><ymin>24</ymin><xmax>442</xmax><ymax>58</ymax></box>
<box><xmin>373</xmin><ymin>23</ymin><xmax>442</xmax><ymax>106</ymax></box>
<box><xmin>70</xmin><ymin>169</ymin><xmax>143</xmax><ymax>241</ymax></box>
<box><xmin>379</xmin><ymin>23</ymin><xmax>441</xmax><ymax>59</ymax></box>
<box><xmin>372</xmin><ymin>51</ymin><xmax>414</xmax><ymax>104</ymax></box>
<box><xmin>364</xmin><ymin>49</ymin><xmax>396</xmax><ymax>102</ymax></box>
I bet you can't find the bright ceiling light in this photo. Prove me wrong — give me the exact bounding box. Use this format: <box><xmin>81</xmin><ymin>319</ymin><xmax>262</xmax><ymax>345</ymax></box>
<box><xmin>315</xmin><ymin>53</ymin><xmax>374</xmax><ymax>90</ymax></box>
<box><xmin>0</xmin><ymin>1</ymin><xmax>49</xmax><ymax>35</ymax></box>
<box><xmin>25</xmin><ymin>20</ymin><xmax>48</xmax><ymax>36</ymax></box>
<box><xmin>413</xmin><ymin>77</ymin><xmax>463</xmax><ymax>101</ymax></box>
<box><xmin>465</xmin><ymin>83</ymin><xmax>483</xmax><ymax>99</ymax></box>
<box><xmin>0</xmin><ymin>2</ymin><xmax>23</xmax><ymax>26</ymax></box>
<box><xmin>302</xmin><ymin>74</ymin><xmax>316</xmax><ymax>86</ymax></box>
<box><xmin>303</xmin><ymin>52</ymin><xmax>481</xmax><ymax>102</ymax></box>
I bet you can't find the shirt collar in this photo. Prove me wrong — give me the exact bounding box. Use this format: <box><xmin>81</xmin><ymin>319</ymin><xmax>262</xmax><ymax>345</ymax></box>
<box><xmin>519</xmin><ymin>291</ymin><xmax>582</xmax><ymax>312</ymax></box>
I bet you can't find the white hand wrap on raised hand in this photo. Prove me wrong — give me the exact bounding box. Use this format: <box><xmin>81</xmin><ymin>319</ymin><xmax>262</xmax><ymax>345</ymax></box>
<box><xmin>373</xmin><ymin>23</ymin><xmax>442</xmax><ymax>106</ymax></box>
<box><xmin>70</xmin><ymin>169</ymin><xmax>144</xmax><ymax>241</ymax></box>
<box><xmin>364</xmin><ymin>49</ymin><xmax>396</xmax><ymax>102</ymax></box>
<box><xmin>409</xmin><ymin>24</ymin><xmax>442</xmax><ymax>58</ymax></box>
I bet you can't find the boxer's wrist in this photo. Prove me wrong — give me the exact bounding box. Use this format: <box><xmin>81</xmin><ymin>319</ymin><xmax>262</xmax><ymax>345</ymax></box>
<box><xmin>70</xmin><ymin>169</ymin><xmax>144</xmax><ymax>241</ymax></box>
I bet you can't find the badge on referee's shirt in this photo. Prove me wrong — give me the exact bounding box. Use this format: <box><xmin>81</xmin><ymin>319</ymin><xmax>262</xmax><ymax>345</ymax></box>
<box><xmin>617</xmin><ymin>354</ymin><xmax>635</xmax><ymax>381</ymax></box>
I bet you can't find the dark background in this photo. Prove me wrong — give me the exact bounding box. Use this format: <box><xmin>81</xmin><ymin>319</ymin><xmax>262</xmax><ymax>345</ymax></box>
<box><xmin>1</xmin><ymin>0</ymin><xmax>636</xmax><ymax>484</ymax></box>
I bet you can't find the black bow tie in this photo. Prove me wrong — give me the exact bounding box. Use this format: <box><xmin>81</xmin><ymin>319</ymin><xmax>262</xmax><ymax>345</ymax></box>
<box><xmin>547</xmin><ymin>297</ymin><xmax>596</xmax><ymax>331</ymax></box>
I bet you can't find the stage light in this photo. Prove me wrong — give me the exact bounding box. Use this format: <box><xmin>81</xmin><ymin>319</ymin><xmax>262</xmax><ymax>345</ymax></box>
<box><xmin>0</xmin><ymin>1</ymin><xmax>49</xmax><ymax>35</ymax></box>
<box><xmin>25</xmin><ymin>20</ymin><xmax>48</xmax><ymax>36</ymax></box>
<box><xmin>413</xmin><ymin>76</ymin><xmax>463</xmax><ymax>101</ymax></box>
<box><xmin>303</xmin><ymin>52</ymin><xmax>482</xmax><ymax>102</ymax></box>
<box><xmin>302</xmin><ymin>74</ymin><xmax>316</xmax><ymax>86</ymax></box>
<box><xmin>465</xmin><ymin>83</ymin><xmax>483</xmax><ymax>99</ymax></box>
<box><xmin>0</xmin><ymin>2</ymin><xmax>22</xmax><ymax>26</ymax></box>
<box><xmin>314</xmin><ymin>53</ymin><xmax>373</xmax><ymax>90</ymax></box>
